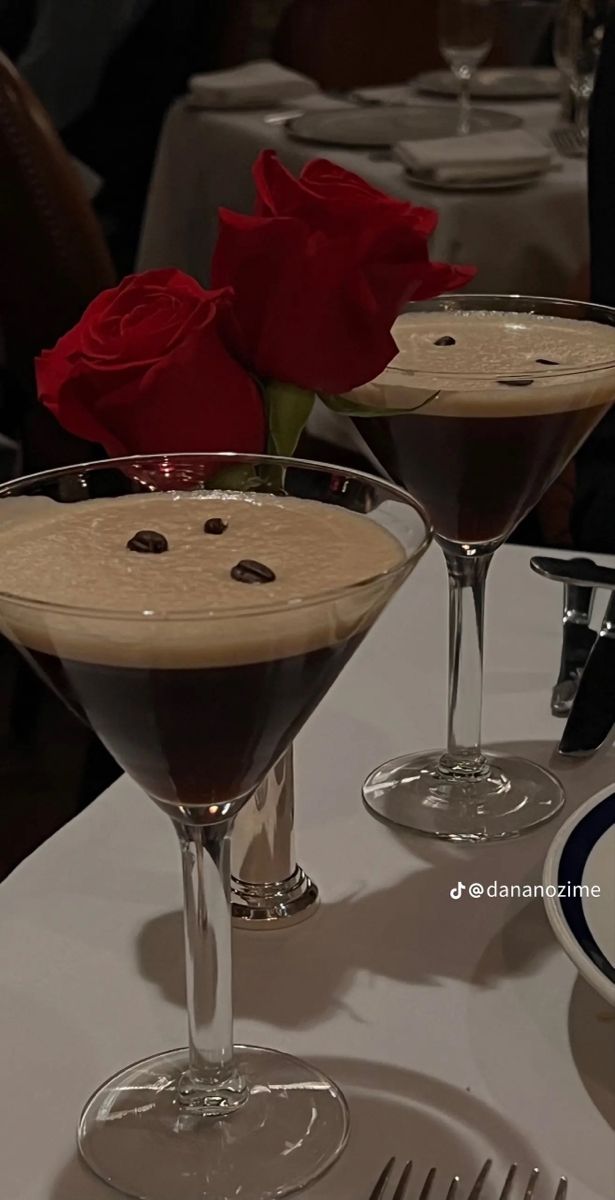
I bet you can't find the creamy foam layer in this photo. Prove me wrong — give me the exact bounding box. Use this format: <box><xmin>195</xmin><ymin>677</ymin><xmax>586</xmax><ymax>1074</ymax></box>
<box><xmin>0</xmin><ymin>491</ymin><xmax>406</xmax><ymax>667</ymax></box>
<box><xmin>348</xmin><ymin>311</ymin><xmax>615</xmax><ymax>417</ymax></box>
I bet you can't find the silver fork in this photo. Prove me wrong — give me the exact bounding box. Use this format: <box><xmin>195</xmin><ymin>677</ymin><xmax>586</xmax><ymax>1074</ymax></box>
<box><xmin>368</xmin><ymin>1158</ymin><xmax>460</xmax><ymax>1200</ymax></box>
<box><xmin>550</xmin><ymin>125</ymin><xmax>587</xmax><ymax>159</ymax></box>
<box><xmin>467</xmin><ymin>1160</ymin><xmax>568</xmax><ymax>1200</ymax></box>
<box><xmin>369</xmin><ymin>1158</ymin><xmax>567</xmax><ymax>1200</ymax></box>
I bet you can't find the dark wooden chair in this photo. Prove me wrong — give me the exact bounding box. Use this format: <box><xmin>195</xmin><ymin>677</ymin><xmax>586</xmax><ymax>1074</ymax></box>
<box><xmin>0</xmin><ymin>51</ymin><xmax>120</xmax><ymax>878</ymax></box>
<box><xmin>0</xmin><ymin>48</ymin><xmax>115</xmax><ymax>469</ymax></box>
<box><xmin>0</xmin><ymin>51</ymin><xmax>115</xmax><ymax>369</ymax></box>
<box><xmin>273</xmin><ymin>0</ymin><xmax>541</xmax><ymax>90</ymax></box>
<box><xmin>273</xmin><ymin>0</ymin><xmax>442</xmax><ymax>90</ymax></box>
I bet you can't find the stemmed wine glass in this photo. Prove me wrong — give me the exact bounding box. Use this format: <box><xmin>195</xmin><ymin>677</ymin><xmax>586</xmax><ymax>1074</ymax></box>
<box><xmin>553</xmin><ymin>0</ymin><xmax>608</xmax><ymax>142</ymax></box>
<box><xmin>0</xmin><ymin>452</ymin><xmax>430</xmax><ymax>1200</ymax></box>
<box><xmin>346</xmin><ymin>295</ymin><xmax>615</xmax><ymax>842</ymax></box>
<box><xmin>438</xmin><ymin>0</ymin><xmax>496</xmax><ymax>134</ymax></box>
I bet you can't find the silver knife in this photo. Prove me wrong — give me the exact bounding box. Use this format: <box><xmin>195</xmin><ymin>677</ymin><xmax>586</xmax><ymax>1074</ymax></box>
<box><xmin>552</xmin><ymin>559</ymin><xmax>596</xmax><ymax>716</ymax></box>
<box><xmin>531</xmin><ymin>555</ymin><xmax>615</xmax><ymax>590</ymax></box>
<box><xmin>530</xmin><ymin>556</ymin><xmax>597</xmax><ymax>716</ymax></box>
<box><xmin>560</xmin><ymin>590</ymin><xmax>615</xmax><ymax>755</ymax></box>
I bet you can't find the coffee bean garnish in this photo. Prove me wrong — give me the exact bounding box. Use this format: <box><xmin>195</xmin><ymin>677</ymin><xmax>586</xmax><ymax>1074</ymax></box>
<box><xmin>127</xmin><ymin>530</ymin><xmax>168</xmax><ymax>554</ymax></box>
<box><xmin>231</xmin><ymin>559</ymin><xmax>276</xmax><ymax>584</ymax></box>
<box><xmin>497</xmin><ymin>378</ymin><xmax>533</xmax><ymax>387</ymax></box>
<box><xmin>434</xmin><ymin>336</ymin><xmax>456</xmax><ymax>346</ymax></box>
<box><xmin>536</xmin><ymin>358</ymin><xmax>560</xmax><ymax>366</ymax></box>
<box><xmin>204</xmin><ymin>517</ymin><xmax>228</xmax><ymax>535</ymax></box>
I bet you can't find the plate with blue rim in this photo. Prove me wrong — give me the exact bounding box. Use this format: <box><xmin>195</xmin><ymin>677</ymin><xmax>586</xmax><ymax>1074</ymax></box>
<box><xmin>543</xmin><ymin>785</ymin><xmax>615</xmax><ymax>1005</ymax></box>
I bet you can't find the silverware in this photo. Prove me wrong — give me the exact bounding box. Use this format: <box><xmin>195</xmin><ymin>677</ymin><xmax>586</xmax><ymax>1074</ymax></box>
<box><xmin>368</xmin><ymin>1159</ymin><xmax>567</xmax><ymax>1200</ymax></box>
<box><xmin>468</xmin><ymin>1160</ymin><xmax>493</xmax><ymax>1199</ymax></box>
<box><xmin>560</xmin><ymin>588</ymin><xmax>615</xmax><ymax>755</ymax></box>
<box><xmin>531</xmin><ymin>555</ymin><xmax>615</xmax><ymax>591</ymax></box>
<box><xmin>262</xmin><ymin>89</ymin><xmax>362</xmax><ymax>125</ymax></box>
<box><xmin>550</xmin><ymin>125</ymin><xmax>587</xmax><ymax>158</ymax></box>
<box><xmin>467</xmin><ymin>1160</ymin><xmax>567</xmax><ymax>1200</ymax></box>
<box><xmin>368</xmin><ymin>1159</ymin><xmax>445</xmax><ymax>1200</ymax></box>
<box><xmin>262</xmin><ymin>109</ymin><xmax>305</xmax><ymax>125</ymax></box>
<box><xmin>551</xmin><ymin>558</ymin><xmax>596</xmax><ymax>716</ymax></box>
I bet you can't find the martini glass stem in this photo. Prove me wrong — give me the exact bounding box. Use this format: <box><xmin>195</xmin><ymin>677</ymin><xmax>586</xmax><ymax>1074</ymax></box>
<box><xmin>439</xmin><ymin>546</ymin><xmax>494</xmax><ymax>780</ymax></box>
<box><xmin>174</xmin><ymin>815</ymin><xmax>248</xmax><ymax>1113</ymax></box>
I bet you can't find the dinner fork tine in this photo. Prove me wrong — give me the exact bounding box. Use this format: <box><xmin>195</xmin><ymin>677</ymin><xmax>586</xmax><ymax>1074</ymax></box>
<box><xmin>417</xmin><ymin>1165</ymin><xmax>437</xmax><ymax>1200</ymax></box>
<box><xmin>523</xmin><ymin>1167</ymin><xmax>540</xmax><ymax>1200</ymax></box>
<box><xmin>444</xmin><ymin>1176</ymin><xmax>461</xmax><ymax>1200</ymax></box>
<box><xmin>553</xmin><ymin>1178</ymin><xmax>568</xmax><ymax>1200</ymax></box>
<box><xmin>498</xmin><ymin>1164</ymin><xmax>517</xmax><ymax>1200</ymax></box>
<box><xmin>391</xmin><ymin>1161</ymin><xmax>413</xmax><ymax>1200</ymax></box>
<box><xmin>468</xmin><ymin>1160</ymin><xmax>492</xmax><ymax>1199</ymax></box>
<box><xmin>369</xmin><ymin>1157</ymin><xmax>395</xmax><ymax>1200</ymax></box>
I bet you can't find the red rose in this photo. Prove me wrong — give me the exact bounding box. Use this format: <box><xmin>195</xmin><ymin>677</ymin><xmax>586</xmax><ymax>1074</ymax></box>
<box><xmin>36</xmin><ymin>269</ymin><xmax>265</xmax><ymax>458</ymax></box>
<box><xmin>212</xmin><ymin>151</ymin><xmax>475</xmax><ymax>393</ymax></box>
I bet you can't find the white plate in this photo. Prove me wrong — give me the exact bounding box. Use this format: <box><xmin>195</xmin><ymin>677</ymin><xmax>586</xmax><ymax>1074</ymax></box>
<box><xmin>416</xmin><ymin>68</ymin><xmax>561</xmax><ymax>101</ymax></box>
<box><xmin>286</xmin><ymin>105</ymin><xmax>521</xmax><ymax>148</ymax></box>
<box><xmin>543</xmin><ymin>785</ymin><xmax>615</xmax><ymax>1006</ymax></box>
<box><xmin>404</xmin><ymin>166</ymin><xmax>549</xmax><ymax>192</ymax></box>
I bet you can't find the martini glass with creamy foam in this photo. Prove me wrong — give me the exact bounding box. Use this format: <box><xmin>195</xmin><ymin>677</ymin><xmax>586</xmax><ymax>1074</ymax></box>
<box><xmin>0</xmin><ymin>452</ymin><xmax>429</xmax><ymax>1200</ymax></box>
<box><xmin>347</xmin><ymin>295</ymin><xmax>615</xmax><ymax>841</ymax></box>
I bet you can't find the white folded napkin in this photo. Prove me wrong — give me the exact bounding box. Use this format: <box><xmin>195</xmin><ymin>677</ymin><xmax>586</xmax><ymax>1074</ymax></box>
<box><xmin>396</xmin><ymin>129</ymin><xmax>554</xmax><ymax>183</ymax></box>
<box><xmin>188</xmin><ymin>59</ymin><xmax>318</xmax><ymax>110</ymax></box>
<box><xmin>353</xmin><ymin>85</ymin><xmax>412</xmax><ymax>106</ymax></box>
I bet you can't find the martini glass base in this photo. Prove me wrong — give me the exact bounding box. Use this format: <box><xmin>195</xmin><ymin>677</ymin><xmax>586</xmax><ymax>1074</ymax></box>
<box><xmin>78</xmin><ymin>1045</ymin><xmax>349</xmax><ymax>1200</ymax></box>
<box><xmin>363</xmin><ymin>751</ymin><xmax>565</xmax><ymax>842</ymax></box>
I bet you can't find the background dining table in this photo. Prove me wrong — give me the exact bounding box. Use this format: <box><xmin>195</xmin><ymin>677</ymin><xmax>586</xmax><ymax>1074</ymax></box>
<box><xmin>137</xmin><ymin>88</ymin><xmax>588</xmax><ymax>299</ymax></box>
<box><xmin>2</xmin><ymin>542</ymin><xmax>614</xmax><ymax>1200</ymax></box>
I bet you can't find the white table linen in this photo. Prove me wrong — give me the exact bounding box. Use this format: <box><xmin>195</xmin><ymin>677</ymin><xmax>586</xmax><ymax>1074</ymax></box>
<box><xmin>2</xmin><ymin>544</ymin><xmax>614</xmax><ymax>1200</ymax></box>
<box><xmin>138</xmin><ymin>92</ymin><xmax>587</xmax><ymax>298</ymax></box>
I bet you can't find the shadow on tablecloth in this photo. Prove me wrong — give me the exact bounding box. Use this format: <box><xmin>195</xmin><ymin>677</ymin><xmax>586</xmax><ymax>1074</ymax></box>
<box><xmin>568</xmin><ymin>975</ymin><xmax>615</xmax><ymax>1132</ymax></box>
<box><xmin>135</xmin><ymin>739</ymin><xmax>615</xmax><ymax>1031</ymax></box>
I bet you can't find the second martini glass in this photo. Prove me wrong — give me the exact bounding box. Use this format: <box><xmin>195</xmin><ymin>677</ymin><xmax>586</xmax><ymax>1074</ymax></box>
<box><xmin>0</xmin><ymin>452</ymin><xmax>430</xmax><ymax>1200</ymax></box>
<box><xmin>347</xmin><ymin>295</ymin><xmax>615</xmax><ymax>842</ymax></box>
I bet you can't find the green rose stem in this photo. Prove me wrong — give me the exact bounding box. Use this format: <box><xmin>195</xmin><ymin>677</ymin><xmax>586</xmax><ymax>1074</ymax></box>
<box><xmin>208</xmin><ymin>381</ymin><xmax>314</xmax><ymax>494</ymax></box>
<box><xmin>264</xmin><ymin>380</ymin><xmax>315</xmax><ymax>458</ymax></box>
<box><xmin>262</xmin><ymin>379</ymin><xmax>315</xmax><ymax>490</ymax></box>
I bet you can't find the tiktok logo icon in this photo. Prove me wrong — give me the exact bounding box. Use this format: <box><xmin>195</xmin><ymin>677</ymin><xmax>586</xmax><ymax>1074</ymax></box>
<box><xmin>450</xmin><ymin>881</ymin><xmax>466</xmax><ymax>900</ymax></box>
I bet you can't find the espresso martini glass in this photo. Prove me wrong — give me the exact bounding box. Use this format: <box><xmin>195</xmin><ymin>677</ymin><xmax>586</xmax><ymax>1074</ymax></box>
<box><xmin>347</xmin><ymin>295</ymin><xmax>615</xmax><ymax>842</ymax></box>
<box><xmin>0</xmin><ymin>452</ymin><xmax>430</xmax><ymax>1200</ymax></box>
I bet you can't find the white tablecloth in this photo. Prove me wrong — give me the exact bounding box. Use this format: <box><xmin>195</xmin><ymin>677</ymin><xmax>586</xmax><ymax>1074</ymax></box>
<box><xmin>2</xmin><ymin>544</ymin><xmax>614</xmax><ymax>1200</ymax></box>
<box><xmin>138</xmin><ymin>93</ymin><xmax>587</xmax><ymax>298</ymax></box>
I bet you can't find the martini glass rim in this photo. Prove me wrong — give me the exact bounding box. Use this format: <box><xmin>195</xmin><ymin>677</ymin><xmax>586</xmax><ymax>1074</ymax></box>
<box><xmin>0</xmin><ymin>450</ymin><xmax>432</xmax><ymax>621</ymax></box>
<box><xmin>377</xmin><ymin>292</ymin><xmax>615</xmax><ymax>384</ymax></box>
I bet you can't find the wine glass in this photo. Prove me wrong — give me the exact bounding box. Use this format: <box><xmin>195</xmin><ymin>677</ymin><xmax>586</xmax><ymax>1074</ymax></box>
<box><xmin>553</xmin><ymin>0</ymin><xmax>608</xmax><ymax>141</ymax></box>
<box><xmin>346</xmin><ymin>295</ymin><xmax>615</xmax><ymax>842</ymax></box>
<box><xmin>0</xmin><ymin>452</ymin><xmax>430</xmax><ymax>1200</ymax></box>
<box><xmin>438</xmin><ymin>0</ymin><xmax>496</xmax><ymax>134</ymax></box>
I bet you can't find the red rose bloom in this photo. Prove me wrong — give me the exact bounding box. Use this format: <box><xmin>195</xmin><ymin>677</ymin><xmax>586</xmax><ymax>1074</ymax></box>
<box><xmin>212</xmin><ymin>151</ymin><xmax>475</xmax><ymax>393</ymax></box>
<box><xmin>36</xmin><ymin>269</ymin><xmax>265</xmax><ymax>458</ymax></box>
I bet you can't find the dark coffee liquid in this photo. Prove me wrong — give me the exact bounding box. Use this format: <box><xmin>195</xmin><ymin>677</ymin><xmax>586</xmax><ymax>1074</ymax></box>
<box><xmin>355</xmin><ymin>403</ymin><xmax>610</xmax><ymax>544</ymax></box>
<box><xmin>27</xmin><ymin>638</ymin><xmax>362</xmax><ymax>807</ymax></box>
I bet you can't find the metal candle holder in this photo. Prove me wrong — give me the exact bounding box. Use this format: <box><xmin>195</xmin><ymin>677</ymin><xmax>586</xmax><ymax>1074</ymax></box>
<box><xmin>231</xmin><ymin>746</ymin><xmax>319</xmax><ymax>928</ymax></box>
